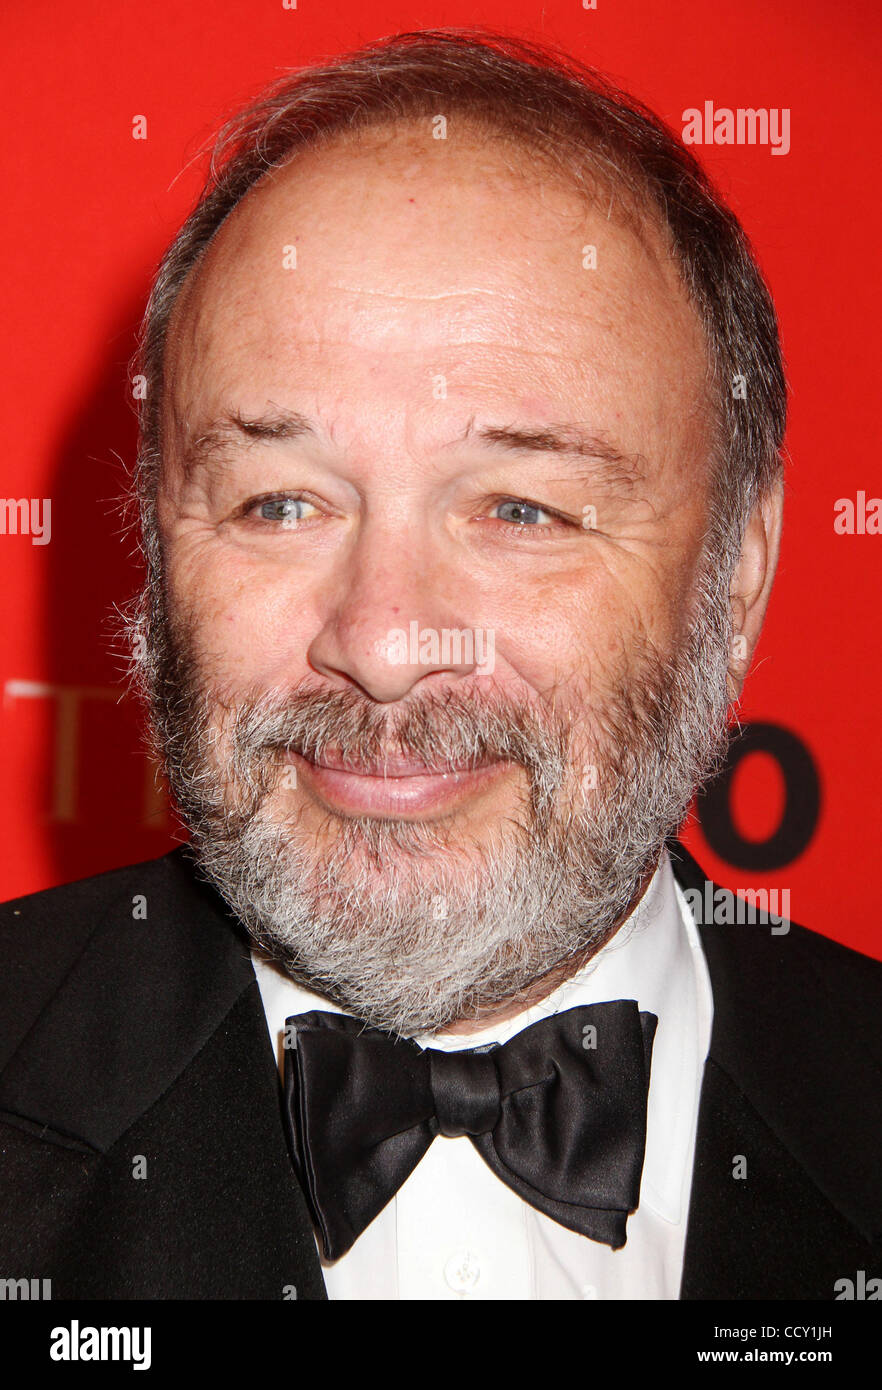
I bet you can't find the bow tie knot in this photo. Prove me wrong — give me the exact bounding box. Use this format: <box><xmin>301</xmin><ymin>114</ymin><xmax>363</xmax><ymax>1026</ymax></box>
<box><xmin>429</xmin><ymin>1046</ymin><xmax>502</xmax><ymax>1137</ymax></box>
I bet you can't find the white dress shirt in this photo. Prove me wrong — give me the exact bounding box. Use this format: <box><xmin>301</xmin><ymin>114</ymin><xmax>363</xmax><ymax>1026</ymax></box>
<box><xmin>251</xmin><ymin>846</ymin><xmax>713</xmax><ymax>1300</ymax></box>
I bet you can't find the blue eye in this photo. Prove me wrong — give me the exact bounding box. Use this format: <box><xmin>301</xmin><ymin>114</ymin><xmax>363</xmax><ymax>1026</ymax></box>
<box><xmin>494</xmin><ymin>500</ymin><xmax>551</xmax><ymax>525</ymax></box>
<box><xmin>256</xmin><ymin>497</ymin><xmax>317</xmax><ymax>523</ymax></box>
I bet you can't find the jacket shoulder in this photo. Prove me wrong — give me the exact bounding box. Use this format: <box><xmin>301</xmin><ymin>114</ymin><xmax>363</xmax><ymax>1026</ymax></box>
<box><xmin>0</xmin><ymin>849</ymin><xmax>241</xmax><ymax>1074</ymax></box>
<box><xmin>668</xmin><ymin>837</ymin><xmax>882</xmax><ymax>1024</ymax></box>
<box><xmin>1</xmin><ymin>849</ymin><xmax>193</xmax><ymax>925</ymax></box>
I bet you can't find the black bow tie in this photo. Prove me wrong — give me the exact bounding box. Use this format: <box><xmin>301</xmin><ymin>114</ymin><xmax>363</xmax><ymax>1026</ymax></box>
<box><xmin>282</xmin><ymin>1001</ymin><xmax>657</xmax><ymax>1260</ymax></box>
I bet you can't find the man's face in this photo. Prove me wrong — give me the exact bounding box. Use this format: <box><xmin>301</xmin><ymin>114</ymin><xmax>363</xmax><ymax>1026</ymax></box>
<box><xmin>147</xmin><ymin>121</ymin><xmax>731</xmax><ymax>1033</ymax></box>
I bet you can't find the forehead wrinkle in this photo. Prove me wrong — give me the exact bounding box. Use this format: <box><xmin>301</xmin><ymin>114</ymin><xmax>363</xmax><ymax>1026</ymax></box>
<box><xmin>324</xmin><ymin>284</ymin><xmax>524</xmax><ymax>303</ymax></box>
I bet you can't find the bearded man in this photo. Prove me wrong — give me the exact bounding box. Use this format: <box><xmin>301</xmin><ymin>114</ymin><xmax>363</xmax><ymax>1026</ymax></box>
<box><xmin>1</xmin><ymin>29</ymin><xmax>880</xmax><ymax>1302</ymax></box>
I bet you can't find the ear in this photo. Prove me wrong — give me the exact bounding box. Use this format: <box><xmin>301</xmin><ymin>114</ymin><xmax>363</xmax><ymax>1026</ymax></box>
<box><xmin>727</xmin><ymin>477</ymin><xmax>784</xmax><ymax>700</ymax></box>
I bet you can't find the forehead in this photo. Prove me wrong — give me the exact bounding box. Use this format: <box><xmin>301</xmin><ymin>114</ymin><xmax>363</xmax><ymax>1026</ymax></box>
<box><xmin>162</xmin><ymin>120</ymin><xmax>712</xmax><ymax>473</ymax></box>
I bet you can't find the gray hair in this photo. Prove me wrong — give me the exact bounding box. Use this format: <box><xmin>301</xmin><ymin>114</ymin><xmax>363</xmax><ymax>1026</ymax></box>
<box><xmin>131</xmin><ymin>26</ymin><xmax>786</xmax><ymax>583</ymax></box>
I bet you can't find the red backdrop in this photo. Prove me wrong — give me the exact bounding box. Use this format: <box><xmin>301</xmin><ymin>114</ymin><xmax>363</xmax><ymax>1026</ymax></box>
<box><xmin>1</xmin><ymin>0</ymin><xmax>880</xmax><ymax>958</ymax></box>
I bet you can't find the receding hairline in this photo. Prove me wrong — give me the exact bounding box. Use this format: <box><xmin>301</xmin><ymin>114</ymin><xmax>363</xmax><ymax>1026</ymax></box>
<box><xmin>168</xmin><ymin>103</ymin><xmax>680</xmax><ymax>325</ymax></box>
<box><xmin>162</xmin><ymin>106</ymin><xmax>691</xmax><ymax>395</ymax></box>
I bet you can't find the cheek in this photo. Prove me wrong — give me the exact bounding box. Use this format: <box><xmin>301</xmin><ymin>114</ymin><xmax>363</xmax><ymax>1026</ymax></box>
<box><xmin>486</xmin><ymin>565</ymin><xmax>669</xmax><ymax>702</ymax></box>
<box><xmin>165</xmin><ymin>547</ymin><xmax>320</xmax><ymax>689</ymax></box>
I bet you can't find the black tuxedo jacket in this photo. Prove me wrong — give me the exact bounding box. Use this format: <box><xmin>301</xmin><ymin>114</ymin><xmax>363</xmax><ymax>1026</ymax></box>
<box><xmin>1</xmin><ymin>841</ymin><xmax>880</xmax><ymax>1300</ymax></box>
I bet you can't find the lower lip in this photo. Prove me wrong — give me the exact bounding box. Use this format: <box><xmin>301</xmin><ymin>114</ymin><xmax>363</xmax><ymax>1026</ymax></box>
<box><xmin>286</xmin><ymin>752</ymin><xmax>511</xmax><ymax>818</ymax></box>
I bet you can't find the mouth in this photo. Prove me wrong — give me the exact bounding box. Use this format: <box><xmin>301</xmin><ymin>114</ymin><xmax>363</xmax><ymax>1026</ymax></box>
<box><xmin>284</xmin><ymin>747</ymin><xmax>512</xmax><ymax>819</ymax></box>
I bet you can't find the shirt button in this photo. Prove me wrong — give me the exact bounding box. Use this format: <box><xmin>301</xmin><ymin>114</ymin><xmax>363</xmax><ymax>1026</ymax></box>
<box><xmin>444</xmin><ymin>1249</ymin><xmax>482</xmax><ymax>1294</ymax></box>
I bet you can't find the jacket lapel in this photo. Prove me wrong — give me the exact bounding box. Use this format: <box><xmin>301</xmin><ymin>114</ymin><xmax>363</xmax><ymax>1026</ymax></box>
<box><xmin>0</xmin><ymin>848</ymin><xmax>327</xmax><ymax>1298</ymax></box>
<box><xmin>668</xmin><ymin>839</ymin><xmax>882</xmax><ymax>1298</ymax></box>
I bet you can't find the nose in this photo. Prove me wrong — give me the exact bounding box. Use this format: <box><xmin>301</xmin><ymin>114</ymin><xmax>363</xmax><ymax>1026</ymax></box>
<box><xmin>307</xmin><ymin>524</ymin><xmax>482</xmax><ymax>703</ymax></box>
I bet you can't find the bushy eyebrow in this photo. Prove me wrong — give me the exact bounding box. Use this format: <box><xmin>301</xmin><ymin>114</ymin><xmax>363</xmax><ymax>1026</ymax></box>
<box><xmin>457</xmin><ymin>415</ymin><xmax>647</xmax><ymax>493</ymax></box>
<box><xmin>178</xmin><ymin>405</ymin><xmax>647</xmax><ymax>493</ymax></box>
<box><xmin>179</xmin><ymin>407</ymin><xmax>316</xmax><ymax>479</ymax></box>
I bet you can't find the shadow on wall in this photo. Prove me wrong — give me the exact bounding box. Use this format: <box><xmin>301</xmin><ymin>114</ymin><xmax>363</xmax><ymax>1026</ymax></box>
<box><xmin>32</xmin><ymin>285</ymin><xmax>184</xmax><ymax>888</ymax></box>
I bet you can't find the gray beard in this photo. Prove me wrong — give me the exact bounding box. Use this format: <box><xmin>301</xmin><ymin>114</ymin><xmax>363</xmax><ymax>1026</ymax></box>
<box><xmin>130</xmin><ymin>561</ymin><xmax>734</xmax><ymax>1035</ymax></box>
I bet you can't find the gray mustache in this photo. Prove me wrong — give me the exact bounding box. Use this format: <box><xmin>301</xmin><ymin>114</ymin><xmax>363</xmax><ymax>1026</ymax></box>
<box><xmin>231</xmin><ymin>687</ymin><xmax>570</xmax><ymax>774</ymax></box>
